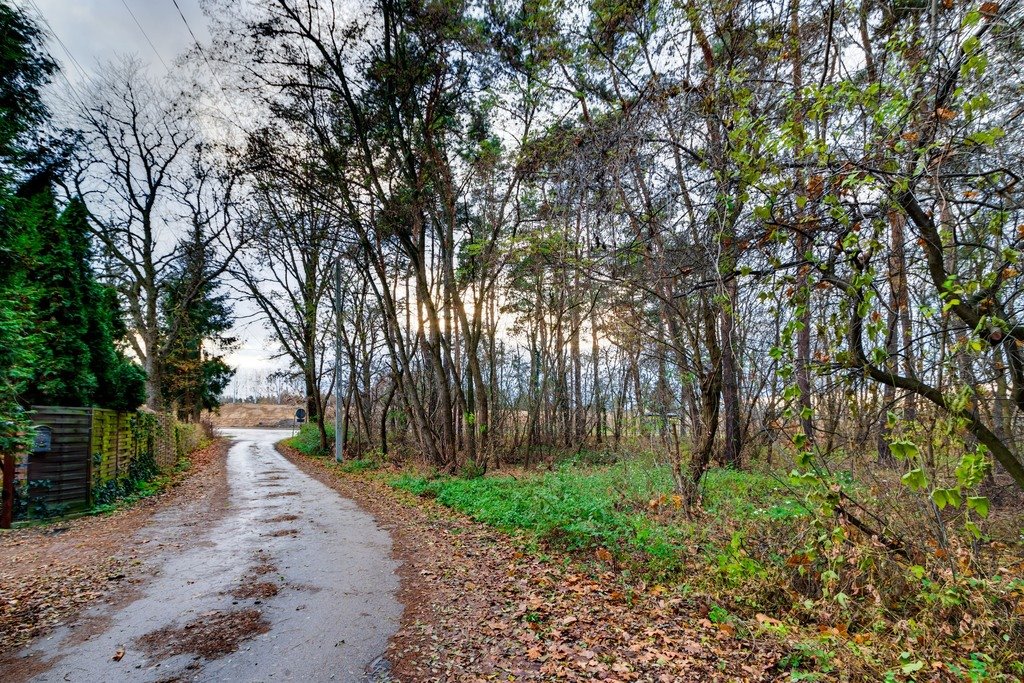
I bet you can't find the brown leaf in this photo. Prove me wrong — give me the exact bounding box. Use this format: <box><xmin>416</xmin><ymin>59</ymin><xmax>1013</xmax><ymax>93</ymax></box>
<box><xmin>807</xmin><ymin>175</ymin><xmax>824</xmax><ymax>199</ymax></box>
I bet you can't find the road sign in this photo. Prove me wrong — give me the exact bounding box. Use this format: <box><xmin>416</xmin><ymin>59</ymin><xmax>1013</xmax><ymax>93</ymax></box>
<box><xmin>295</xmin><ymin>408</ymin><xmax>306</xmax><ymax>424</ymax></box>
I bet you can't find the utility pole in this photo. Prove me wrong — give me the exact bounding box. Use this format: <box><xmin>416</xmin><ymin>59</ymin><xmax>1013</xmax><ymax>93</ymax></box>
<box><xmin>334</xmin><ymin>259</ymin><xmax>343</xmax><ymax>463</ymax></box>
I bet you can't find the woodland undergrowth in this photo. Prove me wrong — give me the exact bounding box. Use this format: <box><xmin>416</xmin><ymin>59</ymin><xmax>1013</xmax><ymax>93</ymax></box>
<box><xmin>287</xmin><ymin>422</ymin><xmax>1024</xmax><ymax>682</ymax></box>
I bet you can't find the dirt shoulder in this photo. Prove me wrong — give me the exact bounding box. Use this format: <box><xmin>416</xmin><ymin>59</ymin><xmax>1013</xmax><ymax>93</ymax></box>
<box><xmin>278</xmin><ymin>444</ymin><xmax>786</xmax><ymax>682</ymax></box>
<box><xmin>0</xmin><ymin>437</ymin><xmax>231</xmax><ymax>657</ymax></box>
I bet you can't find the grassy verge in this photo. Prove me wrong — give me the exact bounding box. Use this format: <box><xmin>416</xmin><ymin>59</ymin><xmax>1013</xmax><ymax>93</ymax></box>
<box><xmin>283</xmin><ymin>424</ymin><xmax>1024</xmax><ymax>681</ymax></box>
<box><xmin>391</xmin><ymin>458</ymin><xmax>804</xmax><ymax>576</ymax></box>
<box><xmin>391</xmin><ymin>464</ymin><xmax>1023</xmax><ymax>680</ymax></box>
<box><xmin>282</xmin><ymin>428</ymin><xmax>380</xmax><ymax>474</ymax></box>
<box><xmin>285</xmin><ymin>422</ymin><xmax>332</xmax><ymax>455</ymax></box>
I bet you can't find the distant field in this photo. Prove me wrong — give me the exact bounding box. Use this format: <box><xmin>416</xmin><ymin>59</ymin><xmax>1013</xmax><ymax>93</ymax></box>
<box><xmin>205</xmin><ymin>404</ymin><xmax>302</xmax><ymax>428</ymax></box>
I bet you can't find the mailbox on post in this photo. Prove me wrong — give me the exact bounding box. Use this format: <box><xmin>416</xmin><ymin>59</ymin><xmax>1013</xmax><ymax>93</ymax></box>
<box><xmin>32</xmin><ymin>425</ymin><xmax>52</xmax><ymax>453</ymax></box>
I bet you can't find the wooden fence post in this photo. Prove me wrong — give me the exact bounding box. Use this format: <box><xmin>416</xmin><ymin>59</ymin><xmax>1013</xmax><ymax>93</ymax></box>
<box><xmin>1</xmin><ymin>451</ymin><xmax>14</xmax><ymax>529</ymax></box>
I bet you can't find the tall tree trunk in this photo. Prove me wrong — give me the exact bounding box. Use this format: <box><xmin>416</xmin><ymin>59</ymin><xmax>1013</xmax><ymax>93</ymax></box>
<box><xmin>720</xmin><ymin>275</ymin><xmax>742</xmax><ymax>468</ymax></box>
<box><xmin>877</xmin><ymin>211</ymin><xmax>907</xmax><ymax>465</ymax></box>
<box><xmin>144</xmin><ymin>351</ymin><xmax>163</xmax><ymax>411</ymax></box>
<box><xmin>591</xmin><ymin>307</ymin><xmax>603</xmax><ymax>445</ymax></box>
<box><xmin>790</xmin><ymin>0</ymin><xmax>815</xmax><ymax>450</ymax></box>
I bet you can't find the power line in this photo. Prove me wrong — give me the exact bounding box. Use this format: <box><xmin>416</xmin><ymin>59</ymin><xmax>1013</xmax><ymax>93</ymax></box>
<box><xmin>168</xmin><ymin>0</ymin><xmax>247</xmax><ymax>132</ymax></box>
<box><xmin>120</xmin><ymin>0</ymin><xmax>171</xmax><ymax>72</ymax></box>
<box><xmin>26</xmin><ymin>0</ymin><xmax>89</xmax><ymax>81</ymax></box>
<box><xmin>168</xmin><ymin>0</ymin><xmax>228</xmax><ymax>99</ymax></box>
<box><xmin>24</xmin><ymin>0</ymin><xmax>90</xmax><ymax>106</ymax></box>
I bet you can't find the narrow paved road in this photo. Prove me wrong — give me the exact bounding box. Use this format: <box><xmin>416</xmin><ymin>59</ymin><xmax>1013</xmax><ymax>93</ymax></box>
<box><xmin>20</xmin><ymin>429</ymin><xmax>401</xmax><ymax>682</ymax></box>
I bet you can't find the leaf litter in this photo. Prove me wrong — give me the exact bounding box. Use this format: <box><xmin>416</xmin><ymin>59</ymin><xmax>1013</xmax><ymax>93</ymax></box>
<box><xmin>136</xmin><ymin>609</ymin><xmax>270</xmax><ymax>660</ymax></box>
<box><xmin>281</xmin><ymin>444</ymin><xmax>786</xmax><ymax>682</ymax></box>
<box><xmin>0</xmin><ymin>440</ymin><xmax>230</xmax><ymax>656</ymax></box>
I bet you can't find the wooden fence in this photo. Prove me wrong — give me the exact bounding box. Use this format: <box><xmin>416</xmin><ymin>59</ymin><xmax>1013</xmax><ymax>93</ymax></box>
<box><xmin>24</xmin><ymin>406</ymin><xmax>94</xmax><ymax>513</ymax></box>
<box><xmin>89</xmin><ymin>408</ymin><xmax>139</xmax><ymax>488</ymax></box>
<box><xmin>16</xmin><ymin>407</ymin><xmax>202</xmax><ymax>518</ymax></box>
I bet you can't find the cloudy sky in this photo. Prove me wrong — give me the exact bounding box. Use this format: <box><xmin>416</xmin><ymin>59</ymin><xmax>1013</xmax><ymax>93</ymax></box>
<box><xmin>22</xmin><ymin>0</ymin><xmax>285</xmax><ymax>386</ymax></box>
<box><xmin>24</xmin><ymin>0</ymin><xmax>206</xmax><ymax>81</ymax></box>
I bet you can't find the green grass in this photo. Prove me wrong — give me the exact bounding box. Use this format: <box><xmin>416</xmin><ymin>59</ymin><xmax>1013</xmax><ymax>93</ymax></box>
<box><xmin>284</xmin><ymin>425</ymin><xmax>381</xmax><ymax>474</ymax></box>
<box><xmin>285</xmin><ymin>422</ymin><xmax>335</xmax><ymax>456</ymax></box>
<box><xmin>340</xmin><ymin>458</ymin><xmax>378</xmax><ymax>473</ymax></box>
<box><xmin>390</xmin><ymin>458</ymin><xmax>804</xmax><ymax>576</ymax></box>
<box><xmin>283</xmin><ymin>426</ymin><xmax>805</xmax><ymax>578</ymax></box>
<box><xmin>701</xmin><ymin>468</ymin><xmax>807</xmax><ymax>520</ymax></box>
<box><xmin>291</xmin><ymin>440</ymin><xmax>1024</xmax><ymax>680</ymax></box>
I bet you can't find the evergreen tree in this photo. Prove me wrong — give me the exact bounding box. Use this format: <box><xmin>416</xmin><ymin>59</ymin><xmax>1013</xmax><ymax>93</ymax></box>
<box><xmin>160</xmin><ymin>231</ymin><xmax>236</xmax><ymax>421</ymax></box>
<box><xmin>89</xmin><ymin>283</ymin><xmax>147</xmax><ymax>412</ymax></box>
<box><xmin>1</xmin><ymin>0</ymin><xmax>58</xmax><ymax>525</ymax></box>
<box><xmin>18</xmin><ymin>174</ymin><xmax>96</xmax><ymax>406</ymax></box>
<box><xmin>0</xmin><ymin>0</ymin><xmax>55</xmax><ymax>461</ymax></box>
<box><xmin>60</xmin><ymin>199</ymin><xmax>147</xmax><ymax>411</ymax></box>
<box><xmin>0</xmin><ymin>3</ymin><xmax>145</xmax><ymax>417</ymax></box>
<box><xmin>8</xmin><ymin>182</ymin><xmax>147</xmax><ymax>411</ymax></box>
<box><xmin>0</xmin><ymin>1</ymin><xmax>54</xmax><ymax>171</ymax></box>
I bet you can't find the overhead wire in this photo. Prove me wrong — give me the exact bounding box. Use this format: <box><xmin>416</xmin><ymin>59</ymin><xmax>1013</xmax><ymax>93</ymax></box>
<box><xmin>27</xmin><ymin>0</ymin><xmax>247</xmax><ymax>136</ymax></box>
<box><xmin>23</xmin><ymin>0</ymin><xmax>90</xmax><ymax>108</ymax></box>
<box><xmin>119</xmin><ymin>0</ymin><xmax>172</xmax><ymax>72</ymax></box>
<box><xmin>168</xmin><ymin>0</ymin><xmax>247</xmax><ymax>132</ymax></box>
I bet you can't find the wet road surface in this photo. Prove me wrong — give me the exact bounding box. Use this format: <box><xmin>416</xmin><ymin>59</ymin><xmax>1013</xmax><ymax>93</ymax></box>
<box><xmin>19</xmin><ymin>428</ymin><xmax>401</xmax><ymax>682</ymax></box>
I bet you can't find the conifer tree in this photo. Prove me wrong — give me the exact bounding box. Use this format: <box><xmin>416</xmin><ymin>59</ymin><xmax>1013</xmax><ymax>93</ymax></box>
<box><xmin>18</xmin><ymin>175</ymin><xmax>96</xmax><ymax>406</ymax></box>
<box><xmin>161</xmin><ymin>229</ymin><xmax>236</xmax><ymax>421</ymax></box>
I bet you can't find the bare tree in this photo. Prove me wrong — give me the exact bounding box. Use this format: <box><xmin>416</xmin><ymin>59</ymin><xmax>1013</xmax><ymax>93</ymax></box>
<box><xmin>70</xmin><ymin>57</ymin><xmax>241</xmax><ymax>409</ymax></box>
<box><xmin>233</xmin><ymin>126</ymin><xmax>343</xmax><ymax>452</ymax></box>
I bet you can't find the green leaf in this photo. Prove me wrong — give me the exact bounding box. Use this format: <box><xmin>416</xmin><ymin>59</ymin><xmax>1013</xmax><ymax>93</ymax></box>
<box><xmin>932</xmin><ymin>488</ymin><xmax>961</xmax><ymax>510</ymax></box>
<box><xmin>967</xmin><ymin>496</ymin><xmax>990</xmax><ymax>518</ymax></box>
<box><xmin>889</xmin><ymin>439</ymin><xmax>919</xmax><ymax>461</ymax></box>
<box><xmin>901</xmin><ymin>660</ymin><xmax>924</xmax><ymax>674</ymax></box>
<box><xmin>901</xmin><ymin>468</ymin><xmax>928</xmax><ymax>491</ymax></box>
